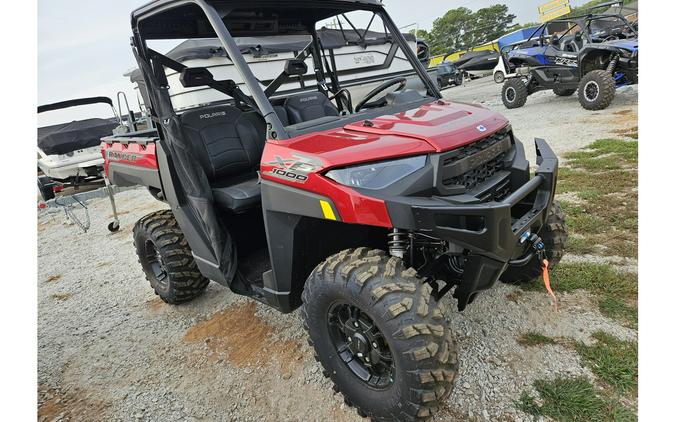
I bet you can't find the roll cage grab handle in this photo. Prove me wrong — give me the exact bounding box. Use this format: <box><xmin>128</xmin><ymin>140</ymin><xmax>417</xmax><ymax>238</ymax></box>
<box><xmin>131</xmin><ymin>0</ymin><xmax>442</xmax><ymax>140</ymax></box>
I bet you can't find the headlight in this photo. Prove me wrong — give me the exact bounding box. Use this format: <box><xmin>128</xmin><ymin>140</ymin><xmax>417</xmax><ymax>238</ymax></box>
<box><xmin>325</xmin><ymin>155</ymin><xmax>427</xmax><ymax>190</ymax></box>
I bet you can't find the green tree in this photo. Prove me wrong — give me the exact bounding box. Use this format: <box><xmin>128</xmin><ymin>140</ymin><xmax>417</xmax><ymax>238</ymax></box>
<box><xmin>421</xmin><ymin>4</ymin><xmax>518</xmax><ymax>56</ymax></box>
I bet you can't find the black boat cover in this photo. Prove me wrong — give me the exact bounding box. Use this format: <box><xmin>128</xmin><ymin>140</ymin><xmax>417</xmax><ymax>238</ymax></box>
<box><xmin>38</xmin><ymin>118</ymin><xmax>118</xmax><ymax>156</ymax></box>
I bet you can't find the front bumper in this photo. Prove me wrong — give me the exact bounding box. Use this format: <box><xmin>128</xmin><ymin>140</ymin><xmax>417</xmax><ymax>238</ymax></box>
<box><xmin>387</xmin><ymin>138</ymin><xmax>558</xmax><ymax>309</ymax></box>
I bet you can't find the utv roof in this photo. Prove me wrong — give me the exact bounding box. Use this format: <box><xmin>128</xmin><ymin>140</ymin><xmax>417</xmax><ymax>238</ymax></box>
<box><xmin>131</xmin><ymin>0</ymin><xmax>387</xmax><ymax>39</ymax></box>
<box><xmin>132</xmin><ymin>0</ymin><xmax>383</xmax><ymax>17</ymax></box>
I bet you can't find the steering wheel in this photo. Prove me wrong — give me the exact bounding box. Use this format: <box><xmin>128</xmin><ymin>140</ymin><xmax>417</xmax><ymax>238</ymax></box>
<box><xmin>355</xmin><ymin>77</ymin><xmax>407</xmax><ymax>112</ymax></box>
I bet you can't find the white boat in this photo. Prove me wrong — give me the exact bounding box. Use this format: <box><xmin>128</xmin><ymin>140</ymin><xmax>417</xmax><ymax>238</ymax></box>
<box><xmin>126</xmin><ymin>28</ymin><xmax>427</xmax><ymax>112</ymax></box>
<box><xmin>37</xmin><ymin>97</ymin><xmax>127</xmax><ymax>200</ymax></box>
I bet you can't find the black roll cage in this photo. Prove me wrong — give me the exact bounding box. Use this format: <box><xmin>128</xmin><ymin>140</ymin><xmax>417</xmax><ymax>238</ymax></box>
<box><xmin>130</xmin><ymin>0</ymin><xmax>441</xmax><ymax>141</ymax></box>
<box><xmin>526</xmin><ymin>13</ymin><xmax>637</xmax><ymax>47</ymax></box>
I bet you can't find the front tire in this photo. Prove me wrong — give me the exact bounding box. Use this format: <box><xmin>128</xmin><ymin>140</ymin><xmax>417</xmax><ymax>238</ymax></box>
<box><xmin>493</xmin><ymin>71</ymin><xmax>505</xmax><ymax>84</ymax></box>
<box><xmin>501</xmin><ymin>201</ymin><xmax>568</xmax><ymax>284</ymax></box>
<box><xmin>133</xmin><ymin>210</ymin><xmax>209</xmax><ymax>304</ymax></box>
<box><xmin>502</xmin><ymin>78</ymin><xmax>528</xmax><ymax>109</ymax></box>
<box><xmin>302</xmin><ymin>248</ymin><xmax>457</xmax><ymax>421</ymax></box>
<box><xmin>578</xmin><ymin>70</ymin><xmax>615</xmax><ymax>110</ymax></box>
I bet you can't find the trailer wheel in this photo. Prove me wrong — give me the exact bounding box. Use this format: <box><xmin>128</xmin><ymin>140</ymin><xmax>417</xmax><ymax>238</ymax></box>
<box><xmin>37</xmin><ymin>176</ymin><xmax>55</xmax><ymax>201</ymax></box>
<box><xmin>133</xmin><ymin>209</ymin><xmax>209</xmax><ymax>304</ymax></box>
<box><xmin>493</xmin><ymin>71</ymin><xmax>505</xmax><ymax>84</ymax></box>
<box><xmin>553</xmin><ymin>87</ymin><xmax>576</xmax><ymax>96</ymax></box>
<box><xmin>501</xmin><ymin>201</ymin><xmax>568</xmax><ymax>284</ymax></box>
<box><xmin>578</xmin><ymin>70</ymin><xmax>615</xmax><ymax>110</ymax></box>
<box><xmin>302</xmin><ymin>248</ymin><xmax>457</xmax><ymax>421</ymax></box>
<box><xmin>502</xmin><ymin>78</ymin><xmax>528</xmax><ymax>109</ymax></box>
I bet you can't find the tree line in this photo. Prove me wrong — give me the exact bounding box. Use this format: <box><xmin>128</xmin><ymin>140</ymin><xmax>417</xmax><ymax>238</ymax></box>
<box><xmin>415</xmin><ymin>0</ymin><xmax>636</xmax><ymax>57</ymax></box>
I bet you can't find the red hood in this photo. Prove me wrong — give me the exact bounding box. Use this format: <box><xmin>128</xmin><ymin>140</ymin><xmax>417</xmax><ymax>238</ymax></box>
<box><xmin>269</xmin><ymin>100</ymin><xmax>509</xmax><ymax>169</ymax></box>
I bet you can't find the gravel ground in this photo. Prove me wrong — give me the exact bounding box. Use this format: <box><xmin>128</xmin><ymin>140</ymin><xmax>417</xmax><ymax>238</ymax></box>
<box><xmin>38</xmin><ymin>80</ymin><xmax>638</xmax><ymax>422</ymax></box>
<box><xmin>442</xmin><ymin>78</ymin><xmax>638</xmax><ymax>163</ymax></box>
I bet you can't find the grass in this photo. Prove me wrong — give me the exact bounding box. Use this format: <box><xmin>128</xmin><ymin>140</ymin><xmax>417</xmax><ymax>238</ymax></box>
<box><xmin>521</xmin><ymin>261</ymin><xmax>637</xmax><ymax>298</ymax></box>
<box><xmin>575</xmin><ymin>332</ymin><xmax>638</xmax><ymax>394</ymax></box>
<box><xmin>518</xmin><ymin>331</ymin><xmax>638</xmax><ymax>421</ymax></box>
<box><xmin>556</xmin><ymin>139</ymin><xmax>638</xmax><ymax>258</ymax></box>
<box><xmin>515</xmin><ymin>139</ymin><xmax>639</xmax><ymax>421</ymax></box>
<box><xmin>517</xmin><ymin>332</ymin><xmax>557</xmax><ymax>347</ymax></box>
<box><xmin>598</xmin><ymin>295</ymin><xmax>638</xmax><ymax>329</ymax></box>
<box><xmin>517</xmin><ymin>376</ymin><xmax>636</xmax><ymax>422</ymax></box>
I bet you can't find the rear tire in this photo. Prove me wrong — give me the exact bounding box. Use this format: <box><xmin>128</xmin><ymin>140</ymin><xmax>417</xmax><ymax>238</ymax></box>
<box><xmin>133</xmin><ymin>209</ymin><xmax>209</xmax><ymax>304</ymax></box>
<box><xmin>302</xmin><ymin>248</ymin><xmax>457</xmax><ymax>421</ymax></box>
<box><xmin>502</xmin><ymin>78</ymin><xmax>528</xmax><ymax>109</ymax></box>
<box><xmin>501</xmin><ymin>201</ymin><xmax>568</xmax><ymax>284</ymax></box>
<box><xmin>553</xmin><ymin>86</ymin><xmax>576</xmax><ymax>96</ymax></box>
<box><xmin>38</xmin><ymin>176</ymin><xmax>55</xmax><ymax>201</ymax></box>
<box><xmin>494</xmin><ymin>71</ymin><xmax>505</xmax><ymax>84</ymax></box>
<box><xmin>578</xmin><ymin>70</ymin><xmax>615</xmax><ymax>110</ymax></box>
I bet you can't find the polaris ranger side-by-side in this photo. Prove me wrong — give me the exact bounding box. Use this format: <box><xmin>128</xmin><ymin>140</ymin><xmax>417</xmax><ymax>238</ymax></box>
<box><xmin>102</xmin><ymin>1</ymin><xmax>567</xmax><ymax>420</ymax></box>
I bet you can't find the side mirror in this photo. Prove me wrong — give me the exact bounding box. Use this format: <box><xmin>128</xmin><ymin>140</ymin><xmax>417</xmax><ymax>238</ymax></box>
<box><xmin>179</xmin><ymin>67</ymin><xmax>214</xmax><ymax>87</ymax></box>
<box><xmin>550</xmin><ymin>35</ymin><xmax>560</xmax><ymax>46</ymax></box>
<box><xmin>575</xmin><ymin>33</ymin><xmax>583</xmax><ymax>42</ymax></box>
<box><xmin>284</xmin><ymin>59</ymin><xmax>308</xmax><ymax>76</ymax></box>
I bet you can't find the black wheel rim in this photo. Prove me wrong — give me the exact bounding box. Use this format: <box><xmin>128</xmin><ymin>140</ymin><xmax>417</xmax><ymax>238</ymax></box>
<box><xmin>144</xmin><ymin>240</ymin><xmax>168</xmax><ymax>287</ymax></box>
<box><xmin>584</xmin><ymin>81</ymin><xmax>599</xmax><ymax>102</ymax></box>
<box><xmin>327</xmin><ymin>302</ymin><xmax>395</xmax><ymax>389</ymax></box>
<box><xmin>505</xmin><ymin>86</ymin><xmax>516</xmax><ymax>102</ymax></box>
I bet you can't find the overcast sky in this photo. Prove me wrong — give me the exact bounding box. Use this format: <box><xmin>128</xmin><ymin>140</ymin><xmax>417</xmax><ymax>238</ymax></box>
<box><xmin>38</xmin><ymin>0</ymin><xmax>588</xmax><ymax>125</ymax></box>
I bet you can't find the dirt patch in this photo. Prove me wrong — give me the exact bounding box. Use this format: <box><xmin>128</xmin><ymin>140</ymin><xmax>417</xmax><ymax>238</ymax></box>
<box><xmin>613</xmin><ymin>109</ymin><xmax>634</xmax><ymax>116</ymax></box>
<box><xmin>612</xmin><ymin>125</ymin><xmax>638</xmax><ymax>137</ymax></box>
<box><xmin>46</xmin><ymin>274</ymin><xmax>61</xmax><ymax>283</ymax></box>
<box><xmin>52</xmin><ymin>293</ymin><xmax>72</xmax><ymax>301</ymax></box>
<box><xmin>506</xmin><ymin>291</ymin><xmax>523</xmax><ymax>303</ymax></box>
<box><xmin>95</xmin><ymin>261</ymin><xmax>112</xmax><ymax>268</ymax></box>
<box><xmin>184</xmin><ymin>302</ymin><xmax>304</xmax><ymax>372</ymax></box>
<box><xmin>146</xmin><ymin>297</ymin><xmax>165</xmax><ymax>314</ymax></box>
<box><xmin>38</xmin><ymin>386</ymin><xmax>109</xmax><ymax>422</ymax></box>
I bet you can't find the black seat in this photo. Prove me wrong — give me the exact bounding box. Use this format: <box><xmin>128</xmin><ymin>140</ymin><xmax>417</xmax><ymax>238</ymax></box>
<box><xmin>180</xmin><ymin>104</ymin><xmax>266</xmax><ymax>213</ymax></box>
<box><xmin>283</xmin><ymin>91</ymin><xmax>339</xmax><ymax>125</ymax></box>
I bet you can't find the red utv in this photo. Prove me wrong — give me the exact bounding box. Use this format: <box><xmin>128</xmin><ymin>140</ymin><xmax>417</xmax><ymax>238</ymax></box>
<box><xmin>102</xmin><ymin>1</ymin><xmax>567</xmax><ymax>420</ymax></box>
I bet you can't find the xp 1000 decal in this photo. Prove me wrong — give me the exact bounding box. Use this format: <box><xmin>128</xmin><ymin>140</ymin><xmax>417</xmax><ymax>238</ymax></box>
<box><xmin>263</xmin><ymin>154</ymin><xmax>322</xmax><ymax>183</ymax></box>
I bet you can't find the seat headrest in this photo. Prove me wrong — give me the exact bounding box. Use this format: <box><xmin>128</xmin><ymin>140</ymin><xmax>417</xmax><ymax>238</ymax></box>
<box><xmin>179</xmin><ymin>104</ymin><xmax>242</xmax><ymax>128</ymax></box>
<box><xmin>283</xmin><ymin>92</ymin><xmax>339</xmax><ymax>125</ymax></box>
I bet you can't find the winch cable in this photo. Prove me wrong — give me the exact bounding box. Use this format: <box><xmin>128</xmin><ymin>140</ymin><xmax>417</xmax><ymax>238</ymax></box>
<box><xmin>541</xmin><ymin>258</ymin><xmax>558</xmax><ymax>311</ymax></box>
<box><xmin>521</xmin><ymin>231</ymin><xmax>558</xmax><ymax>310</ymax></box>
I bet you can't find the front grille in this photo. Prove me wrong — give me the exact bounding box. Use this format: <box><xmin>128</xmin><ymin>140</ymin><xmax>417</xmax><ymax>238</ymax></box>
<box><xmin>435</xmin><ymin>128</ymin><xmax>513</xmax><ymax>199</ymax></box>
<box><xmin>444</xmin><ymin>151</ymin><xmax>507</xmax><ymax>190</ymax></box>
<box><xmin>441</xmin><ymin>128</ymin><xmax>510</xmax><ymax>166</ymax></box>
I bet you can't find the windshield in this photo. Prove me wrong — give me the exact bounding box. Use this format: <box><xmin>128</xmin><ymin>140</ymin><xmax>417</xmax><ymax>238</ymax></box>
<box><xmin>588</xmin><ymin>16</ymin><xmax>637</xmax><ymax>39</ymax></box>
<box><xmin>135</xmin><ymin>3</ymin><xmax>435</xmax><ymax>131</ymax></box>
